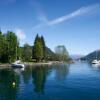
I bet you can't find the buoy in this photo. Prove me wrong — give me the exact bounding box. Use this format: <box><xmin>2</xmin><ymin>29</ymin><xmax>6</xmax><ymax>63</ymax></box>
<box><xmin>12</xmin><ymin>82</ymin><xmax>16</xmax><ymax>86</ymax></box>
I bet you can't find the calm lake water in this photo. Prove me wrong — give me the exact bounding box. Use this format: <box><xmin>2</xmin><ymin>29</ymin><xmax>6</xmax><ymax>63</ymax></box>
<box><xmin>0</xmin><ymin>62</ymin><xmax>100</xmax><ymax>100</ymax></box>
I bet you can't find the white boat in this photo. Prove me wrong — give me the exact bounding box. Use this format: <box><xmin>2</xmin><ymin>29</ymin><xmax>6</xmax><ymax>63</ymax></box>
<box><xmin>11</xmin><ymin>60</ymin><xmax>25</xmax><ymax>68</ymax></box>
<box><xmin>92</xmin><ymin>60</ymin><xmax>100</xmax><ymax>64</ymax></box>
<box><xmin>92</xmin><ymin>51</ymin><xmax>100</xmax><ymax>64</ymax></box>
<box><xmin>11</xmin><ymin>46</ymin><xmax>25</xmax><ymax>68</ymax></box>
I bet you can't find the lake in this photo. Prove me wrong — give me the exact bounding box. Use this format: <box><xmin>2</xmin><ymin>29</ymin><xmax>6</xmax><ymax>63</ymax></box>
<box><xmin>0</xmin><ymin>62</ymin><xmax>100</xmax><ymax>100</ymax></box>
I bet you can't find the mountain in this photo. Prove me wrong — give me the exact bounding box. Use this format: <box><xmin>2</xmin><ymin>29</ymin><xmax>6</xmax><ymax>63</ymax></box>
<box><xmin>45</xmin><ymin>47</ymin><xmax>55</xmax><ymax>56</ymax></box>
<box><xmin>81</xmin><ymin>50</ymin><xmax>100</xmax><ymax>62</ymax></box>
<box><xmin>70</xmin><ymin>54</ymin><xmax>84</xmax><ymax>60</ymax></box>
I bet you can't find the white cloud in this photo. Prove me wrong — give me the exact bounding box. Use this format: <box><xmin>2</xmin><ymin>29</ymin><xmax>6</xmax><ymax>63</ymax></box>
<box><xmin>49</xmin><ymin>4</ymin><xmax>100</xmax><ymax>25</ymax></box>
<box><xmin>15</xmin><ymin>29</ymin><xmax>26</xmax><ymax>40</ymax></box>
<box><xmin>33</xmin><ymin>3</ymin><xmax>100</xmax><ymax>29</ymax></box>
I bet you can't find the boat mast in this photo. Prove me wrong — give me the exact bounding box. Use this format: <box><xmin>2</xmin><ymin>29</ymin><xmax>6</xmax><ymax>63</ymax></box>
<box><xmin>96</xmin><ymin>51</ymin><xmax>97</xmax><ymax>60</ymax></box>
<box><xmin>16</xmin><ymin>46</ymin><xmax>17</xmax><ymax>60</ymax></box>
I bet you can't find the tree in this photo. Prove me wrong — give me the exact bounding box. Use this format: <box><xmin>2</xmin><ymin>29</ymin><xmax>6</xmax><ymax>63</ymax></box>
<box><xmin>55</xmin><ymin>45</ymin><xmax>69</xmax><ymax>61</ymax></box>
<box><xmin>41</xmin><ymin>36</ymin><xmax>46</xmax><ymax>59</ymax></box>
<box><xmin>0</xmin><ymin>30</ymin><xmax>3</xmax><ymax>59</ymax></box>
<box><xmin>32</xmin><ymin>34</ymin><xmax>59</xmax><ymax>62</ymax></box>
<box><xmin>22</xmin><ymin>43</ymin><xmax>32</xmax><ymax>61</ymax></box>
<box><xmin>32</xmin><ymin>34</ymin><xmax>38</xmax><ymax>59</ymax></box>
<box><xmin>33</xmin><ymin>34</ymin><xmax>43</xmax><ymax>62</ymax></box>
<box><xmin>0</xmin><ymin>34</ymin><xmax>8</xmax><ymax>62</ymax></box>
<box><xmin>0</xmin><ymin>31</ymin><xmax>19</xmax><ymax>63</ymax></box>
<box><xmin>6</xmin><ymin>31</ymin><xmax>19</xmax><ymax>63</ymax></box>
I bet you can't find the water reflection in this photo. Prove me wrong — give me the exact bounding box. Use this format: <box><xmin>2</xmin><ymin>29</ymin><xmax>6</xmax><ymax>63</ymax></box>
<box><xmin>32</xmin><ymin>66</ymin><xmax>47</xmax><ymax>93</ymax></box>
<box><xmin>0</xmin><ymin>64</ymin><xmax>72</xmax><ymax>98</ymax></box>
<box><xmin>13</xmin><ymin>67</ymin><xmax>25</xmax><ymax>74</ymax></box>
<box><xmin>31</xmin><ymin>64</ymin><xmax>69</xmax><ymax>94</ymax></box>
<box><xmin>0</xmin><ymin>68</ymin><xmax>20</xmax><ymax>100</ymax></box>
<box><xmin>54</xmin><ymin>64</ymin><xmax>69</xmax><ymax>81</ymax></box>
<box><xmin>91</xmin><ymin>64</ymin><xmax>100</xmax><ymax>70</ymax></box>
<box><xmin>1</xmin><ymin>63</ymin><xmax>100</xmax><ymax>99</ymax></box>
<box><xmin>87</xmin><ymin>62</ymin><xmax>100</xmax><ymax>71</ymax></box>
<box><xmin>22</xmin><ymin>67</ymin><xmax>32</xmax><ymax>84</ymax></box>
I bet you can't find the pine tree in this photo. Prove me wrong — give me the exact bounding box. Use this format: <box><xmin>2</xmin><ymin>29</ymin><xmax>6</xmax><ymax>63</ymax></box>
<box><xmin>32</xmin><ymin>34</ymin><xmax>38</xmax><ymax>59</ymax></box>
<box><xmin>41</xmin><ymin>36</ymin><xmax>46</xmax><ymax>60</ymax></box>
<box><xmin>33</xmin><ymin>34</ymin><xmax>43</xmax><ymax>62</ymax></box>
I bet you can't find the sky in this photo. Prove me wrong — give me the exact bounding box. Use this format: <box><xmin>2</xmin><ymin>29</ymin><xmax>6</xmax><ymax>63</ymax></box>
<box><xmin>0</xmin><ymin>0</ymin><xmax>100</xmax><ymax>55</ymax></box>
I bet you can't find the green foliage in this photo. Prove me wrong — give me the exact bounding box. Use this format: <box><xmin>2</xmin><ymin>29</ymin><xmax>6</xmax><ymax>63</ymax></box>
<box><xmin>32</xmin><ymin>35</ymin><xmax>70</xmax><ymax>62</ymax></box>
<box><xmin>0</xmin><ymin>31</ymin><xmax>19</xmax><ymax>63</ymax></box>
<box><xmin>41</xmin><ymin>36</ymin><xmax>46</xmax><ymax>59</ymax></box>
<box><xmin>33</xmin><ymin>34</ymin><xmax>44</xmax><ymax>62</ymax></box>
<box><xmin>0</xmin><ymin>30</ymin><xmax>70</xmax><ymax>63</ymax></box>
<box><xmin>44</xmin><ymin>47</ymin><xmax>55</xmax><ymax>61</ymax></box>
<box><xmin>0</xmin><ymin>35</ymin><xmax>8</xmax><ymax>62</ymax></box>
<box><xmin>32</xmin><ymin>34</ymin><xmax>60</xmax><ymax>62</ymax></box>
<box><xmin>0</xmin><ymin>31</ymin><xmax>3</xmax><ymax>58</ymax></box>
<box><xmin>6</xmin><ymin>31</ymin><xmax>18</xmax><ymax>63</ymax></box>
<box><xmin>22</xmin><ymin>43</ymin><xmax>32</xmax><ymax>61</ymax></box>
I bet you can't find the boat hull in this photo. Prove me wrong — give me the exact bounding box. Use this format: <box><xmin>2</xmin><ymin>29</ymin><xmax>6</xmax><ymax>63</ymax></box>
<box><xmin>92</xmin><ymin>60</ymin><xmax>100</xmax><ymax>64</ymax></box>
<box><xmin>11</xmin><ymin>64</ymin><xmax>25</xmax><ymax>68</ymax></box>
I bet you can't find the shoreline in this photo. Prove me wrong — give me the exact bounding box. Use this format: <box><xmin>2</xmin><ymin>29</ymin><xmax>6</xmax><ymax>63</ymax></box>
<box><xmin>0</xmin><ymin>61</ymin><xmax>70</xmax><ymax>69</ymax></box>
<box><xmin>24</xmin><ymin>62</ymin><xmax>53</xmax><ymax>66</ymax></box>
<box><xmin>23</xmin><ymin>61</ymin><xmax>68</xmax><ymax>66</ymax></box>
<box><xmin>0</xmin><ymin>64</ymin><xmax>10</xmax><ymax>69</ymax></box>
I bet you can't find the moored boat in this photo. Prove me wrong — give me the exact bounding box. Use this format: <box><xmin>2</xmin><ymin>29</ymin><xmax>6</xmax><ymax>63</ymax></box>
<box><xmin>92</xmin><ymin>60</ymin><xmax>100</xmax><ymax>64</ymax></box>
<box><xmin>11</xmin><ymin>60</ymin><xmax>25</xmax><ymax>68</ymax></box>
<box><xmin>92</xmin><ymin>51</ymin><xmax>100</xmax><ymax>65</ymax></box>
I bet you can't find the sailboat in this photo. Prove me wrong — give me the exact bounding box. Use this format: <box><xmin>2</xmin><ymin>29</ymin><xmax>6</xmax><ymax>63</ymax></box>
<box><xmin>11</xmin><ymin>60</ymin><xmax>25</xmax><ymax>68</ymax></box>
<box><xmin>11</xmin><ymin>47</ymin><xmax>25</xmax><ymax>68</ymax></box>
<box><xmin>92</xmin><ymin>51</ymin><xmax>100</xmax><ymax>64</ymax></box>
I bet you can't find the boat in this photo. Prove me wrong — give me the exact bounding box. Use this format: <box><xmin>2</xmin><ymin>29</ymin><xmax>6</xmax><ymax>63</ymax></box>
<box><xmin>92</xmin><ymin>51</ymin><xmax>100</xmax><ymax>64</ymax></box>
<box><xmin>11</xmin><ymin>63</ymin><xmax>25</xmax><ymax>68</ymax></box>
<box><xmin>11</xmin><ymin>46</ymin><xmax>25</xmax><ymax>68</ymax></box>
<box><xmin>11</xmin><ymin>60</ymin><xmax>25</xmax><ymax>68</ymax></box>
<box><xmin>92</xmin><ymin>60</ymin><xmax>100</xmax><ymax>64</ymax></box>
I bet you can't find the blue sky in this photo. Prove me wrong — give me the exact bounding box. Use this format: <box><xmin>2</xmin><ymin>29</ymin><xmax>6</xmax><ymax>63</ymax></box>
<box><xmin>0</xmin><ymin>0</ymin><xmax>100</xmax><ymax>55</ymax></box>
